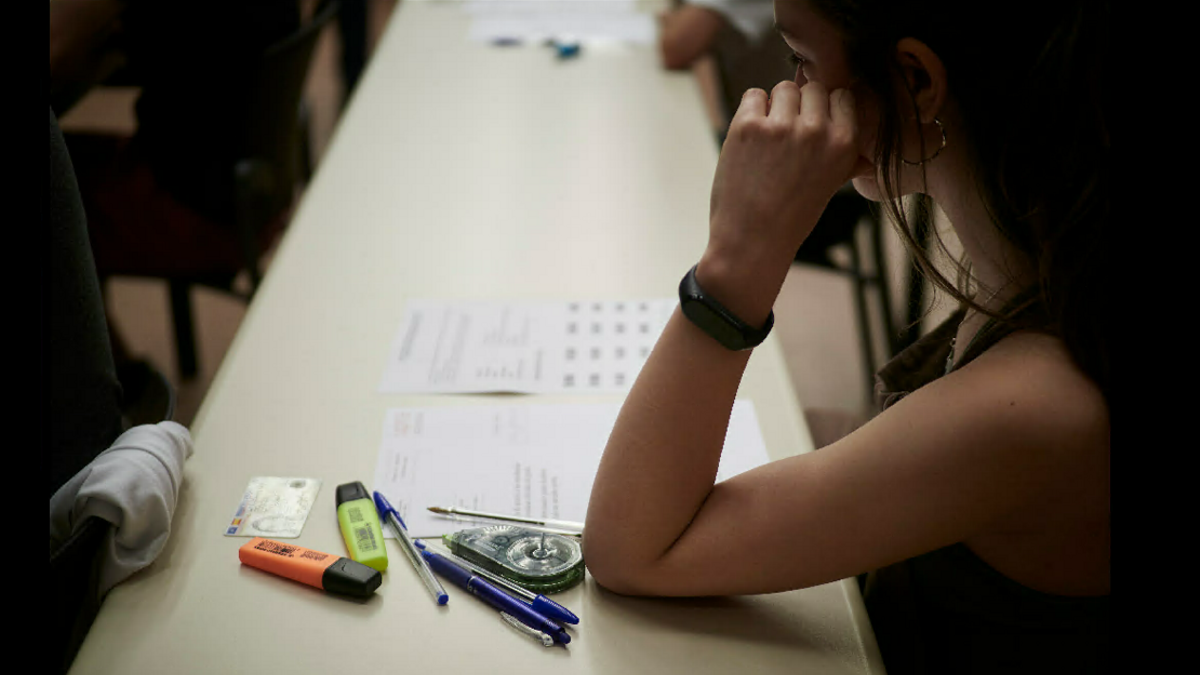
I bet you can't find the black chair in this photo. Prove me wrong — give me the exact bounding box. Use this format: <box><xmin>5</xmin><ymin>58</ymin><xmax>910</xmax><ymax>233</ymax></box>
<box><xmin>337</xmin><ymin>0</ymin><xmax>368</xmax><ymax>104</ymax></box>
<box><xmin>793</xmin><ymin>184</ymin><xmax>900</xmax><ymax>406</ymax></box>
<box><xmin>51</xmin><ymin>515</ymin><xmax>113</xmax><ymax>675</ymax></box>
<box><xmin>897</xmin><ymin>194</ymin><xmax>934</xmax><ymax>353</ymax></box>
<box><xmin>160</xmin><ymin>0</ymin><xmax>340</xmax><ymax>378</ymax></box>
<box><xmin>74</xmin><ymin>1</ymin><xmax>339</xmax><ymax>379</ymax></box>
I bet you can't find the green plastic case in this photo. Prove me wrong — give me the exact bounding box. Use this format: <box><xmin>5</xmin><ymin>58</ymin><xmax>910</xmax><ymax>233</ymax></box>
<box><xmin>442</xmin><ymin>525</ymin><xmax>584</xmax><ymax>594</ymax></box>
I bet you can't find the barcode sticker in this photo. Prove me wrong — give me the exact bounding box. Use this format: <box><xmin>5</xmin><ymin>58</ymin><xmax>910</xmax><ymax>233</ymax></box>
<box><xmin>354</xmin><ymin>525</ymin><xmax>379</xmax><ymax>552</ymax></box>
<box><xmin>254</xmin><ymin>540</ymin><xmax>299</xmax><ymax>557</ymax></box>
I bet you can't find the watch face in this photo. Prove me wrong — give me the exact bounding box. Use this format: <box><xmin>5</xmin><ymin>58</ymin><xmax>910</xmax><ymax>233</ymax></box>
<box><xmin>680</xmin><ymin>297</ymin><xmax>745</xmax><ymax>350</ymax></box>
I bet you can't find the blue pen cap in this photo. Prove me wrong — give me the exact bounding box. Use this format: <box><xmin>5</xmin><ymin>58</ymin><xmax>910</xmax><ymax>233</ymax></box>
<box><xmin>373</xmin><ymin>490</ymin><xmax>406</xmax><ymax>528</ymax></box>
<box><xmin>532</xmin><ymin>596</ymin><xmax>580</xmax><ymax>625</ymax></box>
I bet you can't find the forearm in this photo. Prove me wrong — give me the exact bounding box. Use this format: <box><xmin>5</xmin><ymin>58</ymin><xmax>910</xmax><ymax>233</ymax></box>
<box><xmin>585</xmin><ymin>81</ymin><xmax>860</xmax><ymax>594</ymax></box>
<box><xmin>584</xmin><ymin>225</ymin><xmax>792</xmax><ymax>592</ymax></box>
<box><xmin>583</xmin><ymin>301</ymin><xmax>755</xmax><ymax>593</ymax></box>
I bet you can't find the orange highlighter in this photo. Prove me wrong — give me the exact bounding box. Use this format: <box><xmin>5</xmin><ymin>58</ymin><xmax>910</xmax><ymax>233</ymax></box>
<box><xmin>239</xmin><ymin>537</ymin><xmax>382</xmax><ymax>597</ymax></box>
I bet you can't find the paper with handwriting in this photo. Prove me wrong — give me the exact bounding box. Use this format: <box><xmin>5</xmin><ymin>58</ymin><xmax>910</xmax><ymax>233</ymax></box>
<box><xmin>372</xmin><ymin>401</ymin><xmax>770</xmax><ymax>538</ymax></box>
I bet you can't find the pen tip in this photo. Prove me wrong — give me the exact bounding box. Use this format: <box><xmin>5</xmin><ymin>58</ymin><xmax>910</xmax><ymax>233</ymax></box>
<box><xmin>428</xmin><ymin>506</ymin><xmax>446</xmax><ymax>514</ymax></box>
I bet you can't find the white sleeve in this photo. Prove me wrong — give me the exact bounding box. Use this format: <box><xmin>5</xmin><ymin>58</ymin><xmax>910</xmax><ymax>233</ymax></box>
<box><xmin>687</xmin><ymin>0</ymin><xmax>776</xmax><ymax>42</ymax></box>
<box><xmin>49</xmin><ymin>421</ymin><xmax>195</xmax><ymax>596</ymax></box>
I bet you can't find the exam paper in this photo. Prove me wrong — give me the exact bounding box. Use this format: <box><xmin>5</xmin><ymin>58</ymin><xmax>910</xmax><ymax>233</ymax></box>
<box><xmin>378</xmin><ymin>299</ymin><xmax>676</xmax><ymax>394</ymax></box>
<box><xmin>462</xmin><ymin>0</ymin><xmax>656</xmax><ymax>45</ymax></box>
<box><xmin>371</xmin><ymin>401</ymin><xmax>771</xmax><ymax>538</ymax></box>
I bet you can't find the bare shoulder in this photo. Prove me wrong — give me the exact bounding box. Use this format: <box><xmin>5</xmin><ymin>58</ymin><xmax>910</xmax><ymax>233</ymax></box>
<box><xmin>949</xmin><ymin>332</ymin><xmax>1110</xmax><ymax>591</ymax></box>
<box><xmin>851</xmin><ymin>328</ymin><xmax>1110</xmax><ymax>526</ymax></box>
<box><xmin>958</xmin><ymin>330</ymin><xmax>1109</xmax><ymax>455</ymax></box>
<box><xmin>945</xmin><ymin>330</ymin><xmax>1110</xmax><ymax>523</ymax></box>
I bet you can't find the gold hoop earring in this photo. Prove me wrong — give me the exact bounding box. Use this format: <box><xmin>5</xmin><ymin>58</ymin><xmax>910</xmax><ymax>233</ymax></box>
<box><xmin>902</xmin><ymin>117</ymin><xmax>947</xmax><ymax>166</ymax></box>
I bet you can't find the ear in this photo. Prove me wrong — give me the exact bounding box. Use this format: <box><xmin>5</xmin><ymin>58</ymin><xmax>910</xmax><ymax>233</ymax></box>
<box><xmin>894</xmin><ymin>38</ymin><xmax>947</xmax><ymax>124</ymax></box>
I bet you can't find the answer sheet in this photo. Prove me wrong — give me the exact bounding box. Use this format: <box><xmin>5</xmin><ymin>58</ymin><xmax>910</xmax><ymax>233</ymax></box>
<box><xmin>372</xmin><ymin>401</ymin><xmax>771</xmax><ymax>538</ymax></box>
<box><xmin>378</xmin><ymin>299</ymin><xmax>676</xmax><ymax>394</ymax></box>
<box><xmin>460</xmin><ymin>0</ymin><xmax>656</xmax><ymax>45</ymax></box>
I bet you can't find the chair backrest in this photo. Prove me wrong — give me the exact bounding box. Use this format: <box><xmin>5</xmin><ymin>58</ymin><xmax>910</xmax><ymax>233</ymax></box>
<box><xmin>237</xmin><ymin>0</ymin><xmax>341</xmax><ymax>214</ymax></box>
<box><xmin>51</xmin><ymin>516</ymin><xmax>111</xmax><ymax>675</ymax></box>
<box><xmin>117</xmin><ymin>359</ymin><xmax>177</xmax><ymax>427</ymax></box>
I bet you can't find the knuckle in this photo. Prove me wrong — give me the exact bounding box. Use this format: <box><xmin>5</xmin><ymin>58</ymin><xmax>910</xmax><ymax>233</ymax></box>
<box><xmin>830</xmin><ymin>126</ymin><xmax>856</xmax><ymax>151</ymax></box>
<box><xmin>772</xmin><ymin>80</ymin><xmax>799</xmax><ymax>96</ymax></box>
<box><xmin>740</xmin><ymin>87</ymin><xmax>767</xmax><ymax>106</ymax></box>
<box><xmin>742</xmin><ymin>114</ymin><xmax>772</xmax><ymax>131</ymax></box>
<box><xmin>728</xmin><ymin>119</ymin><xmax>760</xmax><ymax>143</ymax></box>
<box><xmin>765</xmin><ymin>118</ymin><xmax>791</xmax><ymax>136</ymax></box>
<box><xmin>796</xmin><ymin>115</ymin><xmax>828</xmax><ymax>139</ymax></box>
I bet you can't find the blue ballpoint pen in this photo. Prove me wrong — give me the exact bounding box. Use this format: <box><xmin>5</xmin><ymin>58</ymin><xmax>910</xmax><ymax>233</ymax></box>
<box><xmin>417</xmin><ymin>546</ymin><xmax>571</xmax><ymax>646</ymax></box>
<box><xmin>373</xmin><ymin>491</ymin><xmax>449</xmax><ymax>605</ymax></box>
<box><xmin>413</xmin><ymin>540</ymin><xmax>579</xmax><ymax>626</ymax></box>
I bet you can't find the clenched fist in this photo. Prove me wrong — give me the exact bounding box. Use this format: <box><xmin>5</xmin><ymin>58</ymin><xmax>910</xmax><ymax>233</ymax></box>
<box><xmin>697</xmin><ymin>80</ymin><xmax>868</xmax><ymax>325</ymax></box>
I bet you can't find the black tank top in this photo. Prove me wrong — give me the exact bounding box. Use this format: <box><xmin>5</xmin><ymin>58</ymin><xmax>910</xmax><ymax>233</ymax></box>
<box><xmin>864</xmin><ymin>305</ymin><xmax>1110</xmax><ymax>674</ymax></box>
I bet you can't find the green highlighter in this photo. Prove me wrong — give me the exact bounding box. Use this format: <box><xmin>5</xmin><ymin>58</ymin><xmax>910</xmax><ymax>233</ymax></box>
<box><xmin>336</xmin><ymin>482</ymin><xmax>388</xmax><ymax>572</ymax></box>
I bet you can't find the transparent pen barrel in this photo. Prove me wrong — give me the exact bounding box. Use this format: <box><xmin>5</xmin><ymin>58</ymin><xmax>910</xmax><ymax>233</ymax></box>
<box><xmin>390</xmin><ymin>518</ymin><xmax>447</xmax><ymax>602</ymax></box>
<box><xmin>406</xmin><ymin>541</ymin><xmax>445</xmax><ymax>597</ymax></box>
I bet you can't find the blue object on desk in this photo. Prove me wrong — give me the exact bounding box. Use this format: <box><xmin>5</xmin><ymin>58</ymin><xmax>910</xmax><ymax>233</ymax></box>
<box><xmin>544</xmin><ymin>39</ymin><xmax>581</xmax><ymax>60</ymax></box>
<box><xmin>373</xmin><ymin>491</ymin><xmax>449</xmax><ymax>605</ymax></box>
<box><xmin>419</xmin><ymin>547</ymin><xmax>571</xmax><ymax>645</ymax></box>
<box><xmin>555</xmin><ymin>42</ymin><xmax>580</xmax><ymax>59</ymax></box>
<box><xmin>414</xmin><ymin>540</ymin><xmax>579</xmax><ymax>625</ymax></box>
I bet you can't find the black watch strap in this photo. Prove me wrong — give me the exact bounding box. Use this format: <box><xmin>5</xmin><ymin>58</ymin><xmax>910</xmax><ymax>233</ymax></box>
<box><xmin>678</xmin><ymin>264</ymin><xmax>773</xmax><ymax>351</ymax></box>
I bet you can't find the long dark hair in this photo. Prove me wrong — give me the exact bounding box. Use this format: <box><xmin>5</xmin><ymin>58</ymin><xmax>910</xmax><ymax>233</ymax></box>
<box><xmin>810</xmin><ymin>0</ymin><xmax>1110</xmax><ymax>397</ymax></box>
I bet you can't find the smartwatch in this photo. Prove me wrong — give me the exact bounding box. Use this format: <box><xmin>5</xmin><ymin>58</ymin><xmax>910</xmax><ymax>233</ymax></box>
<box><xmin>678</xmin><ymin>264</ymin><xmax>773</xmax><ymax>351</ymax></box>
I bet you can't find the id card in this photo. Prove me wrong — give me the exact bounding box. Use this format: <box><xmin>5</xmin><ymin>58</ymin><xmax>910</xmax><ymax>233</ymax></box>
<box><xmin>224</xmin><ymin>477</ymin><xmax>322</xmax><ymax>538</ymax></box>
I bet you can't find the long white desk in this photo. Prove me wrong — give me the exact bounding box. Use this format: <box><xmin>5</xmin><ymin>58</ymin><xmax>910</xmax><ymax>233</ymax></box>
<box><xmin>70</xmin><ymin>2</ymin><xmax>885</xmax><ymax>673</ymax></box>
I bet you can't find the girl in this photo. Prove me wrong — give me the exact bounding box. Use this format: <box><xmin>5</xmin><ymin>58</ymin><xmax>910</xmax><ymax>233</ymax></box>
<box><xmin>584</xmin><ymin>1</ymin><xmax>1109</xmax><ymax>672</ymax></box>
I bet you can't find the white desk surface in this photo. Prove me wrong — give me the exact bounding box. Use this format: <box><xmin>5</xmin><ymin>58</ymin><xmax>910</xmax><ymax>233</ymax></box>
<box><xmin>70</xmin><ymin>2</ymin><xmax>885</xmax><ymax>673</ymax></box>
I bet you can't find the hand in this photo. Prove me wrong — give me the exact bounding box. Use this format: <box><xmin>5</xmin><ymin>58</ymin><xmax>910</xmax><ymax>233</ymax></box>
<box><xmin>698</xmin><ymin>81</ymin><xmax>864</xmax><ymax>321</ymax></box>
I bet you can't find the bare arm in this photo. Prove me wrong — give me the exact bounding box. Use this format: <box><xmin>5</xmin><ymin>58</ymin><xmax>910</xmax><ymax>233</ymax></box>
<box><xmin>584</xmin><ymin>79</ymin><xmax>858</xmax><ymax>591</ymax></box>
<box><xmin>582</xmin><ymin>82</ymin><xmax>1108</xmax><ymax>597</ymax></box>
<box><xmin>658</xmin><ymin>5</ymin><xmax>727</xmax><ymax>70</ymax></box>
